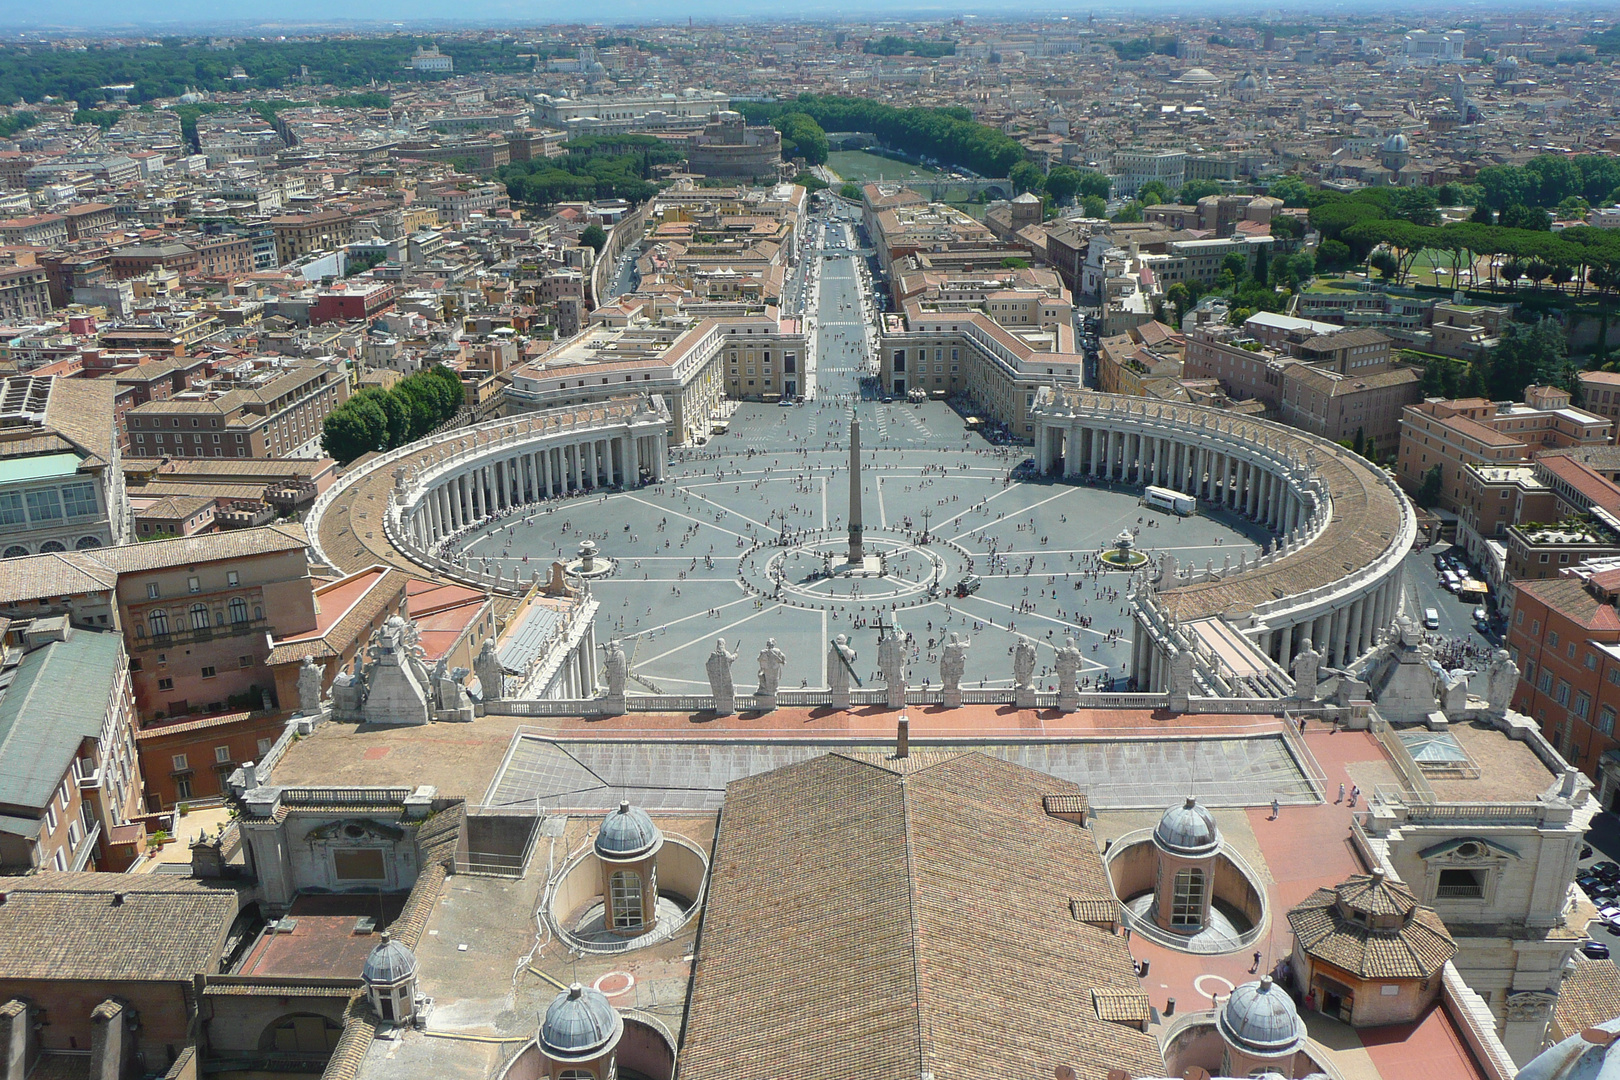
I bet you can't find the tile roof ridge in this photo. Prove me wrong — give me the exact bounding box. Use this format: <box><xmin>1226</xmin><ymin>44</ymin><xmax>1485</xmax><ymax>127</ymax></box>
<box><xmin>898</xmin><ymin>769</ymin><xmax>929</xmax><ymax>1080</ymax></box>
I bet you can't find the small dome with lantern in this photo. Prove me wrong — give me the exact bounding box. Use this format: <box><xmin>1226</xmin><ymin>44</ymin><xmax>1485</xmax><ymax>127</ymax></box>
<box><xmin>1154</xmin><ymin>796</ymin><xmax>1221</xmax><ymax>857</ymax></box>
<box><xmin>540</xmin><ymin>983</ymin><xmax>623</xmax><ymax>1062</ymax></box>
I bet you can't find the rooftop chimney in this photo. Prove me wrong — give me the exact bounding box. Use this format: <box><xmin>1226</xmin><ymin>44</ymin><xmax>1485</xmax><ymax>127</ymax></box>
<box><xmin>896</xmin><ymin>713</ymin><xmax>909</xmax><ymax>759</ymax></box>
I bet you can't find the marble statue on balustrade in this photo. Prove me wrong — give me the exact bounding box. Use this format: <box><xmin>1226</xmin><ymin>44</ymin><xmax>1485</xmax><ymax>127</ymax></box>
<box><xmin>1359</xmin><ymin>614</ymin><xmax>1456</xmax><ymax>724</ymax></box>
<box><xmin>602</xmin><ymin>639</ymin><xmax>629</xmax><ymax>711</ymax></box>
<box><xmin>707</xmin><ymin>638</ymin><xmax>740</xmax><ymax>715</ymax></box>
<box><xmin>1291</xmin><ymin>638</ymin><xmax>1321</xmax><ymax>702</ymax></box>
<box><xmin>474</xmin><ymin>638</ymin><xmax>505</xmax><ymax>703</ymax></box>
<box><xmin>1013</xmin><ymin>637</ymin><xmax>1038</xmax><ymax>709</ymax></box>
<box><xmin>358</xmin><ymin>615</ymin><xmax>433</xmax><ymax>726</ymax></box>
<box><xmin>428</xmin><ymin>657</ymin><xmax>474</xmax><ymax>721</ymax></box>
<box><xmin>756</xmin><ymin>638</ymin><xmax>786</xmax><ymax>710</ymax></box>
<box><xmin>878</xmin><ymin>630</ymin><xmax>907</xmax><ymax>709</ymax></box>
<box><xmin>1485</xmin><ymin>649</ymin><xmax>1519</xmax><ymax>718</ymax></box>
<box><xmin>941</xmin><ymin>633</ymin><xmax>969</xmax><ymax>708</ymax></box>
<box><xmin>1168</xmin><ymin>648</ymin><xmax>1196</xmax><ymax>713</ymax></box>
<box><xmin>296</xmin><ymin>656</ymin><xmax>324</xmax><ymax>716</ymax></box>
<box><xmin>1055</xmin><ymin>636</ymin><xmax>1083</xmax><ymax>712</ymax></box>
<box><xmin>827</xmin><ymin>635</ymin><xmax>857</xmax><ymax>710</ymax></box>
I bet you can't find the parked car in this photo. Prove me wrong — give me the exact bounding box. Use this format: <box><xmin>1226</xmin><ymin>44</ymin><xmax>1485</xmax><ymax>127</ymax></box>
<box><xmin>1424</xmin><ymin>608</ymin><xmax>1441</xmax><ymax>630</ymax></box>
<box><xmin>1583</xmin><ymin>844</ymin><xmax>1596</xmax><ymax>860</ymax></box>
<box><xmin>1583</xmin><ymin>940</ymin><xmax>1612</xmax><ymax>959</ymax></box>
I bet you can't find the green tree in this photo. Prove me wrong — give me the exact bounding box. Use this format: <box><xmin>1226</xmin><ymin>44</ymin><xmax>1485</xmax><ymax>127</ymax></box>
<box><xmin>1177</xmin><ymin>179</ymin><xmax>1222</xmax><ymax>203</ymax></box>
<box><xmin>1316</xmin><ymin>238</ymin><xmax>1352</xmax><ymax>271</ymax></box>
<box><xmin>1135</xmin><ymin>180</ymin><xmax>1170</xmax><ymax>207</ymax></box>
<box><xmin>1502</xmin><ymin>204</ymin><xmax>1552</xmax><ymax>231</ymax></box>
<box><xmin>1369</xmin><ymin>249</ymin><xmax>1400</xmax><ymax>280</ymax></box>
<box><xmin>1113</xmin><ymin>200</ymin><xmax>1144</xmax><ymax>223</ymax></box>
<box><xmin>322</xmin><ymin>396</ymin><xmax>387</xmax><ymax>464</ymax></box>
<box><xmin>1043</xmin><ymin>165</ymin><xmax>1082</xmax><ymax>203</ymax></box>
<box><xmin>1352</xmin><ymin>427</ymin><xmax>1366</xmax><ymax>456</ymax></box>
<box><xmin>1485</xmin><ymin>319</ymin><xmax>1568</xmax><ymax>400</ymax></box>
<box><xmin>1009</xmin><ymin>160</ymin><xmax>1045</xmax><ymax>196</ymax></box>
<box><xmin>1416</xmin><ymin>464</ymin><xmax>1444</xmax><ymax>508</ymax></box>
<box><xmin>1080</xmin><ymin>194</ymin><xmax>1108</xmax><ymax>219</ymax></box>
<box><xmin>1000</xmin><ymin>257</ymin><xmax>1030</xmax><ymax>269</ymax></box>
<box><xmin>1076</xmin><ymin>171</ymin><xmax>1111</xmax><ymax>200</ymax></box>
<box><xmin>774</xmin><ymin>112</ymin><xmax>829</xmax><ymax>166</ymax></box>
<box><xmin>840</xmin><ymin>182</ymin><xmax>862</xmax><ymax>200</ymax></box>
<box><xmin>579</xmin><ymin>224</ymin><xmax>607</xmax><ymax>254</ymax></box>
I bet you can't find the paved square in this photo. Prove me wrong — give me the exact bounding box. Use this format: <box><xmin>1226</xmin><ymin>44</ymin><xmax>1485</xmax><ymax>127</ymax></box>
<box><xmin>483</xmin><ymin>733</ymin><xmax>1316</xmax><ymax>811</ymax></box>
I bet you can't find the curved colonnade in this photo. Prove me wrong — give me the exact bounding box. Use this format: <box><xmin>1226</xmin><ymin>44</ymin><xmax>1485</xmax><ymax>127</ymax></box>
<box><xmin>307</xmin><ymin>394</ymin><xmax>671</xmax><ymax>594</ymax></box>
<box><xmin>1029</xmin><ymin>388</ymin><xmax>1416</xmax><ymax>698</ymax></box>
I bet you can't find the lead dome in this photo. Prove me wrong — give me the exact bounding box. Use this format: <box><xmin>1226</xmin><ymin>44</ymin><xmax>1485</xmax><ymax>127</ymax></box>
<box><xmin>1219</xmin><ymin>976</ymin><xmax>1306</xmax><ymax>1059</ymax></box>
<box><xmin>361</xmin><ymin>932</ymin><xmax>417</xmax><ymax>984</ymax></box>
<box><xmin>1383</xmin><ymin>131</ymin><xmax>1410</xmax><ymax>153</ymax></box>
<box><xmin>595</xmin><ymin>800</ymin><xmax>661</xmax><ymax>859</ymax></box>
<box><xmin>1154</xmin><ymin>796</ymin><xmax>1220</xmax><ymax>856</ymax></box>
<box><xmin>540</xmin><ymin>983</ymin><xmax>623</xmax><ymax>1060</ymax></box>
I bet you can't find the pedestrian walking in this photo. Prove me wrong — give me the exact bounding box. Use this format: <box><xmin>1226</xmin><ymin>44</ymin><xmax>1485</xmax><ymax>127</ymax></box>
<box><xmin>1349</xmin><ymin>785</ymin><xmax>1360</xmax><ymax>808</ymax></box>
<box><xmin>1337</xmin><ymin>783</ymin><xmax>1345</xmax><ymax>803</ymax></box>
<box><xmin>1298</xmin><ymin>716</ymin><xmax>1307</xmax><ymax>736</ymax></box>
<box><xmin>1270</xmin><ymin>798</ymin><xmax>1280</xmax><ymax>820</ymax></box>
<box><xmin>1252</xmin><ymin>950</ymin><xmax>1262</xmax><ymax>973</ymax></box>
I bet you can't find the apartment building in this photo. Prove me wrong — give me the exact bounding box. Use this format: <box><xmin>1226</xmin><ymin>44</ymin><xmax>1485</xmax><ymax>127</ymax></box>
<box><xmin>0</xmin><ymin>375</ymin><xmax>128</xmax><ymax>558</ymax></box>
<box><xmin>1577</xmin><ymin>370</ymin><xmax>1620</xmax><ymax>433</ymax></box>
<box><xmin>1278</xmin><ymin>363</ymin><xmax>1421</xmax><ymax>449</ymax></box>
<box><xmin>0</xmin><ymin>622</ymin><xmax>143</xmax><ymax>875</ymax></box>
<box><xmin>0</xmin><ymin>214</ymin><xmax>67</xmax><ymax>247</ymax></box>
<box><xmin>1508</xmin><ymin>564</ymin><xmax>1620</xmax><ymax>790</ymax></box>
<box><xmin>1398</xmin><ymin>388</ymin><xmax>1612</xmax><ymax>512</ymax></box>
<box><xmin>270</xmin><ymin>209</ymin><xmax>354</xmax><ymax>264</ymax></box>
<box><xmin>124</xmin><ymin>358</ymin><xmax>350</xmax><ymax>460</ymax></box>
<box><xmin>0</xmin><ymin>263</ymin><xmax>50</xmax><ymax>321</ymax></box>
<box><xmin>504</xmin><ymin>315</ymin><xmax>741</xmax><ymax>443</ymax></box>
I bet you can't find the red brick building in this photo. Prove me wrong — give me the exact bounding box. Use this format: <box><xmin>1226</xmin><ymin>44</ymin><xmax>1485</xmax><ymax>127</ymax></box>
<box><xmin>1508</xmin><ymin>567</ymin><xmax>1620</xmax><ymax>787</ymax></box>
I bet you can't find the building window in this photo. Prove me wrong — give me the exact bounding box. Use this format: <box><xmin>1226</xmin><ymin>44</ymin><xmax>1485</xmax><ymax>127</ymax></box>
<box><xmin>147</xmin><ymin>582</ymin><xmax>161</xmax><ymax>599</ymax></box>
<box><xmin>190</xmin><ymin>604</ymin><xmax>209</xmax><ymax>630</ymax></box>
<box><xmin>188</xmin><ymin>576</ymin><xmax>200</xmax><ymax>594</ymax></box>
<box><xmin>239</xmin><ymin>655</ymin><xmax>252</xmax><ymax>669</ymax></box>
<box><xmin>215</xmin><ymin>746</ymin><xmax>231</xmax><ymax>763</ymax></box>
<box><xmin>25</xmin><ymin>489</ymin><xmax>62</xmax><ymax>521</ymax></box>
<box><xmin>1170</xmin><ymin>867</ymin><xmax>1205</xmax><ymax>928</ymax></box>
<box><xmin>200</xmin><ymin>666</ymin><xmax>216</xmax><ymax>679</ymax></box>
<box><xmin>175</xmin><ymin>775</ymin><xmax>192</xmax><ymax>800</ymax></box>
<box><xmin>227</xmin><ymin>570</ymin><xmax>239</xmax><ymax>586</ymax></box>
<box><xmin>1436</xmin><ymin>867</ymin><xmax>1486</xmax><ymax>900</ymax></box>
<box><xmin>609</xmin><ymin>869</ymin><xmax>644</xmax><ymax>929</ymax></box>
<box><xmin>149</xmin><ymin>609</ymin><xmax>169</xmax><ymax>636</ymax></box>
<box><xmin>158</xmin><ymin>677</ymin><xmax>174</xmax><ymax>691</ymax></box>
<box><xmin>229</xmin><ymin>597</ymin><xmax>248</xmax><ymax>623</ymax></box>
<box><xmin>60</xmin><ymin>482</ymin><xmax>98</xmax><ymax>518</ymax></box>
<box><xmin>1600</xmin><ymin>705</ymin><xmax>1616</xmax><ymax>736</ymax></box>
<box><xmin>0</xmin><ymin>492</ymin><xmax>23</xmax><ymax>526</ymax></box>
<box><xmin>1575</xmin><ymin>692</ymin><xmax>1591</xmax><ymax>720</ymax></box>
<box><xmin>172</xmin><ymin>754</ymin><xmax>188</xmax><ymax>771</ymax></box>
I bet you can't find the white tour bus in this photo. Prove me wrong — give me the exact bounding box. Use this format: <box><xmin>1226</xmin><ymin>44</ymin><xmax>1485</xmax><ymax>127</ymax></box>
<box><xmin>1142</xmin><ymin>486</ymin><xmax>1196</xmax><ymax>516</ymax></box>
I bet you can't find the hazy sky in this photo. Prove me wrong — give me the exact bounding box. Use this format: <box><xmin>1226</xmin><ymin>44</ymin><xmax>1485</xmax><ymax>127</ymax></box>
<box><xmin>4</xmin><ymin>0</ymin><xmax>1537</xmax><ymax>33</ymax></box>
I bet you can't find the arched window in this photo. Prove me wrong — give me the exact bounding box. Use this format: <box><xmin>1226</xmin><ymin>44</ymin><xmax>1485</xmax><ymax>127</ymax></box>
<box><xmin>2</xmin><ymin>545</ymin><xmax>26</xmax><ymax>558</ymax></box>
<box><xmin>1171</xmin><ymin>867</ymin><xmax>1206</xmax><ymax>928</ymax></box>
<box><xmin>38</xmin><ymin>540</ymin><xmax>65</xmax><ymax>553</ymax></box>
<box><xmin>229</xmin><ymin>598</ymin><xmax>248</xmax><ymax>624</ymax></box>
<box><xmin>149</xmin><ymin>609</ymin><xmax>169</xmax><ymax>636</ymax></box>
<box><xmin>74</xmin><ymin>535</ymin><xmax>102</xmax><ymax>550</ymax></box>
<box><xmin>190</xmin><ymin>604</ymin><xmax>209</xmax><ymax>630</ymax></box>
<box><xmin>609</xmin><ymin>870</ymin><xmax>643</xmax><ymax>930</ymax></box>
<box><xmin>559</xmin><ymin>1071</ymin><xmax>596</xmax><ymax>1080</ymax></box>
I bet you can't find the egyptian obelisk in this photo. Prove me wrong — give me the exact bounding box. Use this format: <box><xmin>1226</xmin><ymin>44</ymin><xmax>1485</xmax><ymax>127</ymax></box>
<box><xmin>848</xmin><ymin>415</ymin><xmax>864</xmax><ymax>564</ymax></box>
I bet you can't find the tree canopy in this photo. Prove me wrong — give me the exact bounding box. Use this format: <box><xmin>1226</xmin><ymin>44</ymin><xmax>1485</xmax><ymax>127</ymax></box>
<box><xmin>735</xmin><ymin>94</ymin><xmax>1024</xmax><ymax>177</ymax></box>
<box><xmin>321</xmin><ymin>365</ymin><xmax>464</xmax><ymax>465</ymax></box>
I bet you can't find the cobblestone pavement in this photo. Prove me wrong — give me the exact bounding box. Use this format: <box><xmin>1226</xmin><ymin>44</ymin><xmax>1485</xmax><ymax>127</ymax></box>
<box><xmin>454</xmin><ymin>232</ymin><xmax>1267</xmax><ymax>696</ymax></box>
